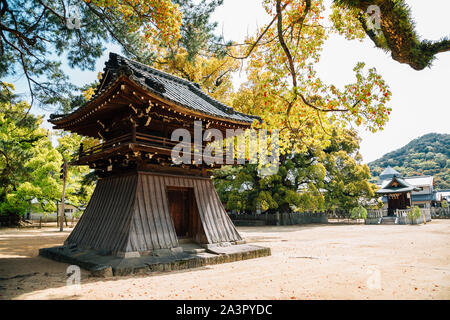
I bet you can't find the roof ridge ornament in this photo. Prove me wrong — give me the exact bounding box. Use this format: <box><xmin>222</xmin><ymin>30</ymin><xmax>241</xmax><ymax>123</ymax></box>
<box><xmin>117</xmin><ymin>64</ymin><xmax>132</xmax><ymax>77</ymax></box>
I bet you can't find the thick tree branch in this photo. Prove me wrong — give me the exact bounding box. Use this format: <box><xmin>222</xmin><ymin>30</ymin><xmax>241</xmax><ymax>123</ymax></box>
<box><xmin>335</xmin><ymin>0</ymin><xmax>450</xmax><ymax>70</ymax></box>
<box><xmin>226</xmin><ymin>2</ymin><xmax>289</xmax><ymax>60</ymax></box>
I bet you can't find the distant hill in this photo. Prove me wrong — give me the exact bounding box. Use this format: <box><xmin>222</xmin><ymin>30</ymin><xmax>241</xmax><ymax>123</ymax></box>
<box><xmin>369</xmin><ymin>133</ymin><xmax>450</xmax><ymax>189</ymax></box>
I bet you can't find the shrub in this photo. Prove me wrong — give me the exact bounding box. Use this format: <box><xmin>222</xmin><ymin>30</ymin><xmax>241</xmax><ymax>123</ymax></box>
<box><xmin>350</xmin><ymin>205</ymin><xmax>368</xmax><ymax>220</ymax></box>
<box><xmin>442</xmin><ymin>200</ymin><xmax>449</xmax><ymax>209</ymax></box>
<box><xmin>407</xmin><ymin>206</ymin><xmax>421</xmax><ymax>222</ymax></box>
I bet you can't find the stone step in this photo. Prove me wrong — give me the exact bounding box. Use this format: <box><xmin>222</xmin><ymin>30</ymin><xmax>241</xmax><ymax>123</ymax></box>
<box><xmin>381</xmin><ymin>217</ymin><xmax>397</xmax><ymax>225</ymax></box>
<box><xmin>184</xmin><ymin>248</ymin><xmax>206</xmax><ymax>254</ymax></box>
<box><xmin>180</xmin><ymin>242</ymin><xmax>207</xmax><ymax>254</ymax></box>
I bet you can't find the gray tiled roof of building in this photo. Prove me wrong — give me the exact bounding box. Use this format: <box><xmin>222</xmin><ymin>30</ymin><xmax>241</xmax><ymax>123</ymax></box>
<box><xmin>379</xmin><ymin>166</ymin><xmax>400</xmax><ymax>180</ymax></box>
<box><xmin>51</xmin><ymin>53</ymin><xmax>259</xmax><ymax>124</ymax></box>
<box><xmin>380</xmin><ymin>166</ymin><xmax>400</xmax><ymax>175</ymax></box>
<box><xmin>412</xmin><ymin>194</ymin><xmax>433</xmax><ymax>202</ymax></box>
<box><xmin>376</xmin><ymin>176</ymin><xmax>420</xmax><ymax>194</ymax></box>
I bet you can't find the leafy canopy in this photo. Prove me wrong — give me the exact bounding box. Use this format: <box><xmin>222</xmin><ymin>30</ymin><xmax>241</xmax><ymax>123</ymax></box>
<box><xmin>0</xmin><ymin>82</ymin><xmax>60</xmax><ymax>215</ymax></box>
<box><xmin>0</xmin><ymin>0</ymin><xmax>182</xmax><ymax>111</ymax></box>
<box><xmin>0</xmin><ymin>82</ymin><xmax>95</xmax><ymax>216</ymax></box>
<box><xmin>350</xmin><ymin>205</ymin><xmax>368</xmax><ymax>220</ymax></box>
<box><xmin>135</xmin><ymin>0</ymin><xmax>239</xmax><ymax>103</ymax></box>
<box><xmin>69</xmin><ymin>0</ymin><xmax>239</xmax><ymax>107</ymax></box>
<box><xmin>230</xmin><ymin>0</ymin><xmax>392</xmax><ymax>157</ymax></box>
<box><xmin>213</xmin><ymin>128</ymin><xmax>376</xmax><ymax>213</ymax></box>
<box><xmin>332</xmin><ymin>0</ymin><xmax>450</xmax><ymax>70</ymax></box>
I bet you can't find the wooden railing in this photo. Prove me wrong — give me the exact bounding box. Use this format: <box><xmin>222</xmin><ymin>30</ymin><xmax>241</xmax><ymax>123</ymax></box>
<box><xmin>135</xmin><ymin>132</ymin><xmax>194</xmax><ymax>150</ymax></box>
<box><xmin>78</xmin><ymin>133</ymin><xmax>132</xmax><ymax>158</ymax></box>
<box><xmin>395</xmin><ymin>208</ymin><xmax>431</xmax><ymax>218</ymax></box>
<box><xmin>368</xmin><ymin>208</ymin><xmax>433</xmax><ymax>219</ymax></box>
<box><xmin>395</xmin><ymin>209</ymin><xmax>409</xmax><ymax>218</ymax></box>
<box><xmin>77</xmin><ymin>132</ymin><xmax>212</xmax><ymax>160</ymax></box>
<box><xmin>367</xmin><ymin>210</ymin><xmax>388</xmax><ymax>218</ymax></box>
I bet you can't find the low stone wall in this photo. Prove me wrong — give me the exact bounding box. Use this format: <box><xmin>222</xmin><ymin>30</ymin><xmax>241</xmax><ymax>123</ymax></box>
<box><xmin>431</xmin><ymin>207</ymin><xmax>450</xmax><ymax>219</ymax></box>
<box><xmin>230</xmin><ymin>212</ymin><xmax>328</xmax><ymax>226</ymax></box>
<box><xmin>365</xmin><ymin>217</ymin><xmax>381</xmax><ymax>225</ymax></box>
<box><xmin>365</xmin><ymin>209</ymin><xmax>432</xmax><ymax>225</ymax></box>
<box><xmin>397</xmin><ymin>216</ymin><xmax>432</xmax><ymax>225</ymax></box>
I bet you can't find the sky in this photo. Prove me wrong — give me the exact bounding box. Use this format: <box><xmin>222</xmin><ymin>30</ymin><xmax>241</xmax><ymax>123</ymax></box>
<box><xmin>7</xmin><ymin>0</ymin><xmax>450</xmax><ymax>164</ymax></box>
<box><xmin>211</xmin><ymin>0</ymin><xmax>450</xmax><ymax>163</ymax></box>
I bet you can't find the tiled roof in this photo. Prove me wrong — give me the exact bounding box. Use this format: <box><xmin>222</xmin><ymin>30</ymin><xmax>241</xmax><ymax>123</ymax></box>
<box><xmin>379</xmin><ymin>175</ymin><xmax>433</xmax><ymax>189</ymax></box>
<box><xmin>377</xmin><ymin>186</ymin><xmax>416</xmax><ymax>194</ymax></box>
<box><xmin>376</xmin><ymin>176</ymin><xmax>419</xmax><ymax>194</ymax></box>
<box><xmin>380</xmin><ymin>166</ymin><xmax>400</xmax><ymax>177</ymax></box>
<box><xmin>412</xmin><ymin>194</ymin><xmax>433</xmax><ymax>202</ymax></box>
<box><xmin>50</xmin><ymin>53</ymin><xmax>259</xmax><ymax>124</ymax></box>
<box><xmin>404</xmin><ymin>176</ymin><xmax>433</xmax><ymax>187</ymax></box>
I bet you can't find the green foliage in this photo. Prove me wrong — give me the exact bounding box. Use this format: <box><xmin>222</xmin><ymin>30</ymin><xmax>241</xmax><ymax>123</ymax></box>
<box><xmin>332</xmin><ymin>0</ymin><xmax>450</xmax><ymax>70</ymax></box>
<box><xmin>369</xmin><ymin>133</ymin><xmax>450</xmax><ymax>189</ymax></box>
<box><xmin>321</xmin><ymin>130</ymin><xmax>377</xmax><ymax>211</ymax></box>
<box><xmin>350</xmin><ymin>205</ymin><xmax>367</xmax><ymax>220</ymax></box>
<box><xmin>0</xmin><ymin>0</ymin><xmax>181</xmax><ymax>111</ymax></box>
<box><xmin>407</xmin><ymin>206</ymin><xmax>421</xmax><ymax>221</ymax></box>
<box><xmin>0</xmin><ymin>83</ymin><xmax>94</xmax><ymax>217</ymax></box>
<box><xmin>171</xmin><ymin>0</ymin><xmax>227</xmax><ymax>61</ymax></box>
<box><xmin>56</xmin><ymin>133</ymin><xmax>96</xmax><ymax>209</ymax></box>
<box><xmin>0</xmin><ymin>82</ymin><xmax>61</xmax><ymax>216</ymax></box>
<box><xmin>213</xmin><ymin>128</ymin><xmax>375</xmax><ymax>214</ymax></box>
<box><xmin>137</xmin><ymin>0</ymin><xmax>239</xmax><ymax>103</ymax></box>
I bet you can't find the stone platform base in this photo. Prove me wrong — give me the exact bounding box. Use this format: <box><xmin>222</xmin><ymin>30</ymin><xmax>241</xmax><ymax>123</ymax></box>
<box><xmin>39</xmin><ymin>244</ymin><xmax>271</xmax><ymax>277</ymax></box>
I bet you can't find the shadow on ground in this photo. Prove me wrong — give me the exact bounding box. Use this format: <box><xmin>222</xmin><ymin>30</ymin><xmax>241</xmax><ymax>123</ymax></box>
<box><xmin>0</xmin><ymin>227</ymin><xmax>256</xmax><ymax>299</ymax></box>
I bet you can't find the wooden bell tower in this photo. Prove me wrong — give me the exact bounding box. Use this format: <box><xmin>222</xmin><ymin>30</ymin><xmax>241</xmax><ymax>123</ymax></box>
<box><xmin>49</xmin><ymin>53</ymin><xmax>259</xmax><ymax>257</ymax></box>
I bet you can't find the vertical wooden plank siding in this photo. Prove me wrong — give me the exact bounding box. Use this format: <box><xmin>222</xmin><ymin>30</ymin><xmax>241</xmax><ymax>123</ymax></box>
<box><xmin>162</xmin><ymin>177</ymin><xmax>178</xmax><ymax>245</ymax></box>
<box><xmin>136</xmin><ymin>174</ymin><xmax>160</xmax><ymax>249</ymax></box>
<box><xmin>66</xmin><ymin>172</ymin><xmax>242</xmax><ymax>255</ymax></box>
<box><xmin>159</xmin><ymin>175</ymin><xmax>176</xmax><ymax>247</ymax></box>
<box><xmin>66</xmin><ymin>175</ymin><xmax>137</xmax><ymax>254</ymax></box>
<box><xmin>128</xmin><ymin>176</ymin><xmax>147</xmax><ymax>252</ymax></box>
<box><xmin>197</xmin><ymin>179</ymin><xmax>222</xmax><ymax>242</ymax></box>
<box><xmin>127</xmin><ymin>174</ymin><xmax>180</xmax><ymax>252</ymax></box>
<box><xmin>141</xmin><ymin>174</ymin><xmax>163</xmax><ymax>249</ymax></box>
<box><xmin>113</xmin><ymin>175</ymin><xmax>138</xmax><ymax>252</ymax></box>
<box><xmin>153</xmin><ymin>175</ymin><xmax>173</xmax><ymax>248</ymax></box>
<box><xmin>67</xmin><ymin>176</ymin><xmax>112</xmax><ymax>246</ymax></box>
<box><xmin>207</xmin><ymin>179</ymin><xmax>234</xmax><ymax>241</ymax></box>
<box><xmin>192</xmin><ymin>179</ymin><xmax>215</xmax><ymax>243</ymax></box>
<box><xmin>210</xmin><ymin>180</ymin><xmax>242</xmax><ymax>241</ymax></box>
<box><xmin>96</xmin><ymin>175</ymin><xmax>129</xmax><ymax>250</ymax></box>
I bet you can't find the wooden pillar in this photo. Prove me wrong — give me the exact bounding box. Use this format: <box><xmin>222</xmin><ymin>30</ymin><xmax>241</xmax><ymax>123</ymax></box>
<box><xmin>132</xmin><ymin>123</ymin><xmax>136</xmax><ymax>143</ymax></box>
<box><xmin>163</xmin><ymin>126</ymin><xmax>167</xmax><ymax>147</ymax></box>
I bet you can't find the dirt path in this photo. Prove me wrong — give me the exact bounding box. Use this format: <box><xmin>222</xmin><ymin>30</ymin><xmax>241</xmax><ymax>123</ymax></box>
<box><xmin>0</xmin><ymin>221</ymin><xmax>449</xmax><ymax>300</ymax></box>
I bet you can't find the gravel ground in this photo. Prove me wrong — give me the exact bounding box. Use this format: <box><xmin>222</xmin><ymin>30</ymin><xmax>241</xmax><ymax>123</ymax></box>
<box><xmin>0</xmin><ymin>220</ymin><xmax>449</xmax><ymax>300</ymax></box>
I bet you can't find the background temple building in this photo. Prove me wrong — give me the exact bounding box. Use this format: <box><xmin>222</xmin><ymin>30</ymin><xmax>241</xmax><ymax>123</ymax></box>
<box><xmin>435</xmin><ymin>190</ymin><xmax>450</xmax><ymax>203</ymax></box>
<box><xmin>376</xmin><ymin>166</ymin><xmax>436</xmax><ymax>211</ymax></box>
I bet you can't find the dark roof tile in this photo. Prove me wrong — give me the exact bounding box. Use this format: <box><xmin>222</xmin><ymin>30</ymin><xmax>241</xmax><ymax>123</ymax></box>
<box><xmin>51</xmin><ymin>52</ymin><xmax>259</xmax><ymax>124</ymax></box>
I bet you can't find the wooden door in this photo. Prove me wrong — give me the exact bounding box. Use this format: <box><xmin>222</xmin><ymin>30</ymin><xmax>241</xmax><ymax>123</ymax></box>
<box><xmin>167</xmin><ymin>188</ymin><xmax>190</xmax><ymax>238</ymax></box>
<box><xmin>167</xmin><ymin>187</ymin><xmax>206</xmax><ymax>242</ymax></box>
